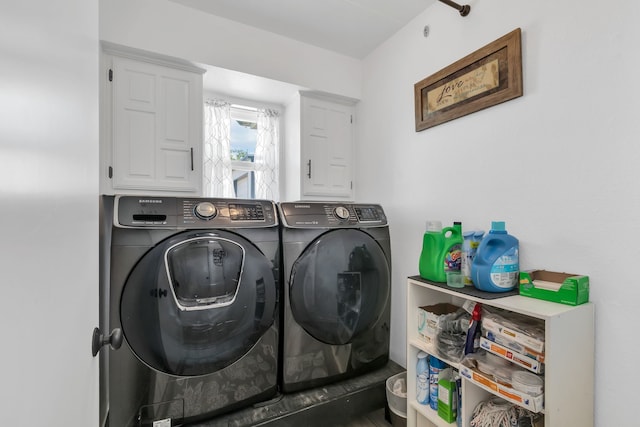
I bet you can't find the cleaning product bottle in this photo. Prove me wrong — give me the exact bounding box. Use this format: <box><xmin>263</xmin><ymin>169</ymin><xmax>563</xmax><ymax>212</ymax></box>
<box><xmin>444</xmin><ymin>222</ymin><xmax>463</xmax><ymax>274</ymax></box>
<box><xmin>419</xmin><ymin>221</ymin><xmax>463</xmax><ymax>282</ymax></box>
<box><xmin>416</xmin><ymin>351</ymin><xmax>430</xmax><ymax>405</ymax></box>
<box><xmin>455</xmin><ymin>375</ymin><xmax>462</xmax><ymax>427</ymax></box>
<box><xmin>428</xmin><ymin>356</ymin><xmax>447</xmax><ymax>410</ymax></box>
<box><xmin>461</xmin><ymin>230</ymin><xmax>484</xmax><ymax>286</ymax></box>
<box><xmin>419</xmin><ymin>221</ymin><xmax>444</xmax><ymax>281</ymax></box>
<box><xmin>471</xmin><ymin>221</ymin><xmax>519</xmax><ymax>292</ymax></box>
<box><xmin>461</xmin><ymin>231</ymin><xmax>474</xmax><ymax>286</ymax></box>
<box><xmin>437</xmin><ymin>368</ymin><xmax>457</xmax><ymax>423</ymax></box>
<box><xmin>464</xmin><ymin>302</ymin><xmax>482</xmax><ymax>354</ymax></box>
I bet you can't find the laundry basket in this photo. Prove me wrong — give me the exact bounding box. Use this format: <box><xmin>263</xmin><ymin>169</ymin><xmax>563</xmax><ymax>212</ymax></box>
<box><xmin>386</xmin><ymin>371</ymin><xmax>407</xmax><ymax>427</ymax></box>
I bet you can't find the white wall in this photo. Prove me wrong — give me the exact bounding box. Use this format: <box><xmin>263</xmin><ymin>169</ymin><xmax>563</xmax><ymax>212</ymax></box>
<box><xmin>358</xmin><ymin>0</ymin><xmax>640</xmax><ymax>425</ymax></box>
<box><xmin>99</xmin><ymin>0</ymin><xmax>363</xmax><ymax>100</ymax></box>
<box><xmin>0</xmin><ymin>1</ymin><xmax>99</xmax><ymax>426</ymax></box>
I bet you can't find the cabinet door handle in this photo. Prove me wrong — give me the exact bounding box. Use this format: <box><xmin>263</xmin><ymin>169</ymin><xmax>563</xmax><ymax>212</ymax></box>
<box><xmin>190</xmin><ymin>147</ymin><xmax>194</xmax><ymax>171</ymax></box>
<box><xmin>307</xmin><ymin>159</ymin><xmax>311</xmax><ymax>179</ymax></box>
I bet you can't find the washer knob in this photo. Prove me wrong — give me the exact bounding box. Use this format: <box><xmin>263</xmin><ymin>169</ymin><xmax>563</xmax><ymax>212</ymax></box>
<box><xmin>195</xmin><ymin>202</ymin><xmax>217</xmax><ymax>220</ymax></box>
<box><xmin>334</xmin><ymin>206</ymin><xmax>350</xmax><ymax>220</ymax></box>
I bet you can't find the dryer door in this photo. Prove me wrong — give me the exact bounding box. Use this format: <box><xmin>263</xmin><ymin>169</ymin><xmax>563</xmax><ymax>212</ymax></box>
<box><xmin>289</xmin><ymin>229</ymin><xmax>390</xmax><ymax>345</ymax></box>
<box><xmin>120</xmin><ymin>230</ymin><xmax>277</xmax><ymax>376</ymax></box>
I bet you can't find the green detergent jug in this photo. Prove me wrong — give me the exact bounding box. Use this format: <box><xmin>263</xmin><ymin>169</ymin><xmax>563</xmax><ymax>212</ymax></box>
<box><xmin>419</xmin><ymin>221</ymin><xmax>463</xmax><ymax>282</ymax></box>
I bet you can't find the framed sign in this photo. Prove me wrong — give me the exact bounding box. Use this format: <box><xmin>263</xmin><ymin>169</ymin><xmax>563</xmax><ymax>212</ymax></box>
<box><xmin>414</xmin><ymin>28</ymin><xmax>523</xmax><ymax>132</ymax></box>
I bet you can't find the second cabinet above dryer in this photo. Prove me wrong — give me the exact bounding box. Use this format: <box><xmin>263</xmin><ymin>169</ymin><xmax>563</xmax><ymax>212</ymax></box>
<box><xmin>284</xmin><ymin>91</ymin><xmax>357</xmax><ymax>201</ymax></box>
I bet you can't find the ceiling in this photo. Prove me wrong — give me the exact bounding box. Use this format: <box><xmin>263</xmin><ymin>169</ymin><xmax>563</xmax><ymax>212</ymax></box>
<box><xmin>171</xmin><ymin>0</ymin><xmax>435</xmax><ymax>59</ymax></box>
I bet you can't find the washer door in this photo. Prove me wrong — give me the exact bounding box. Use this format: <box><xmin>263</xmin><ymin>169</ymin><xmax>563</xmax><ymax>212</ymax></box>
<box><xmin>120</xmin><ymin>230</ymin><xmax>277</xmax><ymax>376</ymax></box>
<box><xmin>289</xmin><ymin>229</ymin><xmax>390</xmax><ymax>345</ymax></box>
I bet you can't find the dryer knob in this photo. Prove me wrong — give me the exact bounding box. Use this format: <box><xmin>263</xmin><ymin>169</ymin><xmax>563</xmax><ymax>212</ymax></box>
<box><xmin>195</xmin><ymin>202</ymin><xmax>217</xmax><ymax>220</ymax></box>
<box><xmin>334</xmin><ymin>206</ymin><xmax>350</xmax><ymax>220</ymax></box>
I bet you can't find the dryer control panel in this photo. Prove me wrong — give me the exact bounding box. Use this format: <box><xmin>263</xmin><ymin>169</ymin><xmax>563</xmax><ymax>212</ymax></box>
<box><xmin>279</xmin><ymin>202</ymin><xmax>387</xmax><ymax>228</ymax></box>
<box><xmin>114</xmin><ymin>196</ymin><xmax>277</xmax><ymax>229</ymax></box>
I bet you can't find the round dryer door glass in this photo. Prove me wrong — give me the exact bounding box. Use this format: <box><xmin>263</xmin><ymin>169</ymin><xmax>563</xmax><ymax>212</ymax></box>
<box><xmin>289</xmin><ymin>229</ymin><xmax>390</xmax><ymax>345</ymax></box>
<box><xmin>120</xmin><ymin>230</ymin><xmax>277</xmax><ymax>376</ymax></box>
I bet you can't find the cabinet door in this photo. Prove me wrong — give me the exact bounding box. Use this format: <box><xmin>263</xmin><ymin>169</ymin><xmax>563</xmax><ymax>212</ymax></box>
<box><xmin>301</xmin><ymin>96</ymin><xmax>353</xmax><ymax>198</ymax></box>
<box><xmin>111</xmin><ymin>57</ymin><xmax>202</xmax><ymax>193</ymax></box>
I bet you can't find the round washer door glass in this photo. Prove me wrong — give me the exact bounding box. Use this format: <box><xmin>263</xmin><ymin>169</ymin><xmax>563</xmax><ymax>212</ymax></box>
<box><xmin>120</xmin><ymin>230</ymin><xmax>277</xmax><ymax>376</ymax></box>
<box><xmin>289</xmin><ymin>229</ymin><xmax>390</xmax><ymax>345</ymax></box>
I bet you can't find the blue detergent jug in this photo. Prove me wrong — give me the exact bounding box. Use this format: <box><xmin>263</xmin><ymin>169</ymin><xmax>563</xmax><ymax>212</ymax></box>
<box><xmin>471</xmin><ymin>221</ymin><xmax>519</xmax><ymax>292</ymax></box>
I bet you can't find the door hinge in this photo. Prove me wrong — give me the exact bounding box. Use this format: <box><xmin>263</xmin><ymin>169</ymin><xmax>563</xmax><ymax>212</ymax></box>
<box><xmin>108</xmin><ymin>166</ymin><xmax>113</xmax><ymax>179</ymax></box>
<box><xmin>108</xmin><ymin>69</ymin><xmax>113</xmax><ymax>82</ymax></box>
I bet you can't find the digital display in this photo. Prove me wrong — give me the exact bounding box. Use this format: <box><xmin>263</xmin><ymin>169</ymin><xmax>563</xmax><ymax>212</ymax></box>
<box><xmin>355</xmin><ymin>207</ymin><xmax>380</xmax><ymax>222</ymax></box>
<box><xmin>229</xmin><ymin>203</ymin><xmax>265</xmax><ymax>221</ymax></box>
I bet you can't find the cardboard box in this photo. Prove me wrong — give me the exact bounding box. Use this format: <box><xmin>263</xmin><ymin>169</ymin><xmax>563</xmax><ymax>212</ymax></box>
<box><xmin>519</xmin><ymin>270</ymin><xmax>589</xmax><ymax>306</ymax></box>
<box><xmin>417</xmin><ymin>303</ymin><xmax>460</xmax><ymax>345</ymax></box>
<box><xmin>479</xmin><ymin>337</ymin><xmax>544</xmax><ymax>374</ymax></box>
<box><xmin>482</xmin><ymin>313</ymin><xmax>545</xmax><ymax>353</ymax></box>
<box><xmin>437</xmin><ymin>375</ymin><xmax>457</xmax><ymax>423</ymax></box>
<box><xmin>481</xmin><ymin>327</ymin><xmax>545</xmax><ymax>363</ymax></box>
<box><xmin>459</xmin><ymin>362</ymin><xmax>544</xmax><ymax>413</ymax></box>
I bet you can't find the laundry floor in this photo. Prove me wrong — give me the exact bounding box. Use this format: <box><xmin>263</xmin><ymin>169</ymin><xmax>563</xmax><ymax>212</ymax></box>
<box><xmin>344</xmin><ymin>408</ymin><xmax>390</xmax><ymax>426</ymax></box>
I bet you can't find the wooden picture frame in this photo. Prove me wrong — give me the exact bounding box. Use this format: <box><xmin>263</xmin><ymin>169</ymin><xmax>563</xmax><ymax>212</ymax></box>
<box><xmin>414</xmin><ymin>28</ymin><xmax>523</xmax><ymax>132</ymax></box>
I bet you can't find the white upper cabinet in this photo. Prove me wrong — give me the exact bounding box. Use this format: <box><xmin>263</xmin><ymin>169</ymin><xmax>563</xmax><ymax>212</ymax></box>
<box><xmin>101</xmin><ymin>43</ymin><xmax>204</xmax><ymax>195</ymax></box>
<box><xmin>300</xmin><ymin>94</ymin><xmax>355</xmax><ymax>199</ymax></box>
<box><xmin>284</xmin><ymin>91</ymin><xmax>356</xmax><ymax>201</ymax></box>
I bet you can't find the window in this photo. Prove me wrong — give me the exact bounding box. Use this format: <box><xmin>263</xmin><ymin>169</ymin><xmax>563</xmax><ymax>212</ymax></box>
<box><xmin>230</xmin><ymin>106</ymin><xmax>258</xmax><ymax>199</ymax></box>
<box><xmin>204</xmin><ymin>99</ymin><xmax>280</xmax><ymax>200</ymax></box>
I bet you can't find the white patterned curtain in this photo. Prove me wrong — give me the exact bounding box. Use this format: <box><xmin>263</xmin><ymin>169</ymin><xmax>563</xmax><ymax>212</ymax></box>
<box><xmin>203</xmin><ymin>100</ymin><xmax>235</xmax><ymax>197</ymax></box>
<box><xmin>254</xmin><ymin>108</ymin><xmax>280</xmax><ymax>200</ymax></box>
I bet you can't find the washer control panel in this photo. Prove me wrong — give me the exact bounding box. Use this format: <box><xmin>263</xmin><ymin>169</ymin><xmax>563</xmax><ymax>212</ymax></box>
<box><xmin>115</xmin><ymin>196</ymin><xmax>277</xmax><ymax>228</ymax></box>
<box><xmin>279</xmin><ymin>202</ymin><xmax>387</xmax><ymax>228</ymax></box>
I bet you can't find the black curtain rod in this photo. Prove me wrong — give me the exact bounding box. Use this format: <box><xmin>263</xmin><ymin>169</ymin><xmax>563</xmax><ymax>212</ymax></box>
<box><xmin>438</xmin><ymin>0</ymin><xmax>471</xmax><ymax>16</ymax></box>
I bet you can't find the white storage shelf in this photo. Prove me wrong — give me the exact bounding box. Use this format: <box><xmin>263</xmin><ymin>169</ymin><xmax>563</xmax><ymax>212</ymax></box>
<box><xmin>406</xmin><ymin>277</ymin><xmax>595</xmax><ymax>427</ymax></box>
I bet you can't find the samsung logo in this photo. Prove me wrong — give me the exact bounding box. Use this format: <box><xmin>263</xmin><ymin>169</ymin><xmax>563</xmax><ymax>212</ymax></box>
<box><xmin>139</xmin><ymin>199</ymin><xmax>163</xmax><ymax>204</ymax></box>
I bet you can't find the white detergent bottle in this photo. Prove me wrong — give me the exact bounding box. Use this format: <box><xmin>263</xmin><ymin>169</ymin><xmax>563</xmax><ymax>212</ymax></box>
<box><xmin>471</xmin><ymin>221</ymin><xmax>519</xmax><ymax>292</ymax></box>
